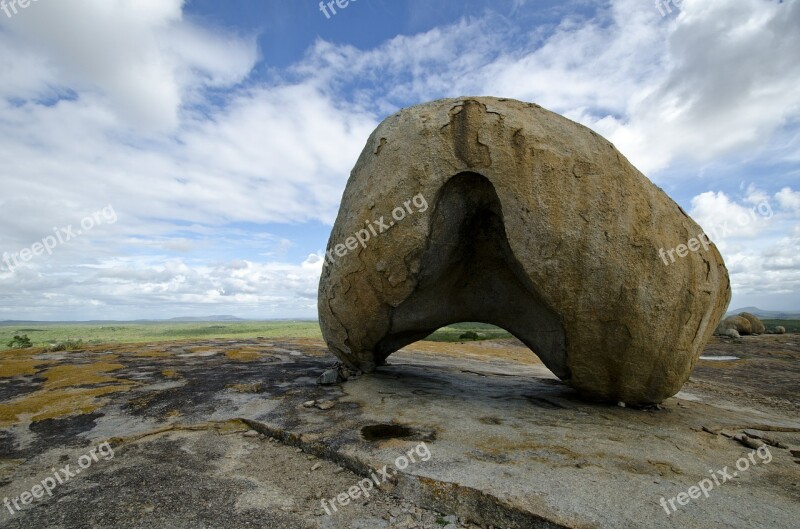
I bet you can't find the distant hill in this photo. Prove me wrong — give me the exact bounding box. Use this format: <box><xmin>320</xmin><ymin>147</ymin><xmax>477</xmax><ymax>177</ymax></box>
<box><xmin>726</xmin><ymin>307</ymin><xmax>800</xmax><ymax>319</ymax></box>
<box><xmin>1</xmin><ymin>316</ymin><xmax>268</xmax><ymax>325</ymax></box>
<box><xmin>165</xmin><ymin>315</ymin><xmax>247</xmax><ymax>322</ymax></box>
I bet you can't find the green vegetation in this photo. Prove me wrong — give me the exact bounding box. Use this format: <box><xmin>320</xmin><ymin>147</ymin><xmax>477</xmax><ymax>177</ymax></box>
<box><xmin>762</xmin><ymin>319</ymin><xmax>800</xmax><ymax>333</ymax></box>
<box><xmin>43</xmin><ymin>339</ymin><xmax>85</xmax><ymax>352</ymax></box>
<box><xmin>0</xmin><ymin>320</ymin><xmax>515</xmax><ymax>351</ymax></box>
<box><xmin>7</xmin><ymin>334</ymin><xmax>32</xmax><ymax>349</ymax></box>
<box><xmin>426</xmin><ymin>322</ymin><xmax>512</xmax><ymax>342</ymax></box>
<box><xmin>0</xmin><ymin>320</ymin><xmax>322</xmax><ymax>351</ymax></box>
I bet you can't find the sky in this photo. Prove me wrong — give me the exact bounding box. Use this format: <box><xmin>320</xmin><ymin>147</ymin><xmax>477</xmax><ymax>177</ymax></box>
<box><xmin>0</xmin><ymin>0</ymin><xmax>798</xmax><ymax>321</ymax></box>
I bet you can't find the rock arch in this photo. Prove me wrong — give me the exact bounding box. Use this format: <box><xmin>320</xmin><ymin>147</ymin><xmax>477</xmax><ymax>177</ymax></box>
<box><xmin>318</xmin><ymin>97</ymin><xmax>730</xmax><ymax>404</ymax></box>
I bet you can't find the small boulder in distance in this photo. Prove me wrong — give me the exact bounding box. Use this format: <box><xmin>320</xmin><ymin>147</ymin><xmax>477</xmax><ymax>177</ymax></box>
<box><xmin>738</xmin><ymin>312</ymin><xmax>765</xmax><ymax>334</ymax></box>
<box><xmin>724</xmin><ymin>328</ymin><xmax>741</xmax><ymax>339</ymax></box>
<box><xmin>717</xmin><ymin>315</ymin><xmax>752</xmax><ymax>336</ymax></box>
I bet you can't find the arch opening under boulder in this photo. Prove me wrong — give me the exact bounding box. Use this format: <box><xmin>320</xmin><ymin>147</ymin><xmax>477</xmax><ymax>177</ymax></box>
<box><xmin>375</xmin><ymin>172</ymin><xmax>569</xmax><ymax>379</ymax></box>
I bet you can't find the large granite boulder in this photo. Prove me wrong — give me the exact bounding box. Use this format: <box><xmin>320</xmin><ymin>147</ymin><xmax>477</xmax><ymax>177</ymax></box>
<box><xmin>318</xmin><ymin>97</ymin><xmax>731</xmax><ymax>404</ymax></box>
<box><xmin>738</xmin><ymin>312</ymin><xmax>765</xmax><ymax>334</ymax></box>
<box><xmin>717</xmin><ymin>315</ymin><xmax>752</xmax><ymax>336</ymax></box>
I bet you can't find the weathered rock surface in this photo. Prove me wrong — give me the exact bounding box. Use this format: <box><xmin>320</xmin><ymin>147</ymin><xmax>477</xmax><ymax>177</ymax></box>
<box><xmin>776</xmin><ymin>325</ymin><xmax>786</xmax><ymax>334</ymax></box>
<box><xmin>718</xmin><ymin>315</ymin><xmax>753</xmax><ymax>336</ymax></box>
<box><xmin>0</xmin><ymin>336</ymin><xmax>798</xmax><ymax>529</ymax></box>
<box><xmin>318</xmin><ymin>97</ymin><xmax>731</xmax><ymax>404</ymax></box>
<box><xmin>724</xmin><ymin>328</ymin><xmax>741</xmax><ymax>339</ymax></box>
<box><xmin>740</xmin><ymin>312</ymin><xmax>766</xmax><ymax>334</ymax></box>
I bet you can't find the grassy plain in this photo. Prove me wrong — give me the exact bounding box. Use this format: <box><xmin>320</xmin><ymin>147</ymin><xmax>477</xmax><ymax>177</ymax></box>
<box><xmin>0</xmin><ymin>320</ymin><xmax>515</xmax><ymax>351</ymax></box>
<box><xmin>0</xmin><ymin>321</ymin><xmax>322</xmax><ymax>351</ymax></box>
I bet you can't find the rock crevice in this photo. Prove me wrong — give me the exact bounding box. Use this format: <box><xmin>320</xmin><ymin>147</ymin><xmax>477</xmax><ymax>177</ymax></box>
<box><xmin>318</xmin><ymin>97</ymin><xmax>731</xmax><ymax>404</ymax></box>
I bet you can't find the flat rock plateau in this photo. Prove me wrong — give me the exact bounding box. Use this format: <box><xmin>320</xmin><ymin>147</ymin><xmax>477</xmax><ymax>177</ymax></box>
<box><xmin>0</xmin><ymin>334</ymin><xmax>798</xmax><ymax>528</ymax></box>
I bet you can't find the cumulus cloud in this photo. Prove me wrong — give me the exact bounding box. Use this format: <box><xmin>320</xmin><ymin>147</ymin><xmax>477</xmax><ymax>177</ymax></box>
<box><xmin>688</xmin><ymin>185</ymin><xmax>799</xmax><ymax>306</ymax></box>
<box><xmin>689</xmin><ymin>190</ymin><xmax>775</xmax><ymax>240</ymax></box>
<box><xmin>0</xmin><ymin>252</ymin><xmax>324</xmax><ymax>320</ymax></box>
<box><xmin>0</xmin><ymin>0</ymin><xmax>258</xmax><ymax>131</ymax></box>
<box><xmin>612</xmin><ymin>0</ymin><xmax>800</xmax><ymax>172</ymax></box>
<box><xmin>775</xmin><ymin>186</ymin><xmax>800</xmax><ymax>211</ymax></box>
<box><xmin>0</xmin><ymin>0</ymin><xmax>798</xmax><ymax>319</ymax></box>
<box><xmin>724</xmin><ymin>234</ymin><xmax>800</xmax><ymax>301</ymax></box>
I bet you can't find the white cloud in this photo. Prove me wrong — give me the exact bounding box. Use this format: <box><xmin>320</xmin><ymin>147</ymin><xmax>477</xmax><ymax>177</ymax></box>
<box><xmin>0</xmin><ymin>253</ymin><xmax>324</xmax><ymax>320</ymax></box>
<box><xmin>689</xmin><ymin>190</ymin><xmax>774</xmax><ymax>240</ymax></box>
<box><xmin>0</xmin><ymin>0</ymin><xmax>257</xmax><ymax>132</ymax></box>
<box><xmin>725</xmin><ymin>234</ymin><xmax>800</xmax><ymax>297</ymax></box>
<box><xmin>1</xmin><ymin>0</ymin><xmax>798</xmax><ymax>318</ymax></box>
<box><xmin>775</xmin><ymin>186</ymin><xmax>800</xmax><ymax>211</ymax></box>
<box><xmin>688</xmin><ymin>187</ymin><xmax>799</xmax><ymax>306</ymax></box>
<box><xmin>288</xmin><ymin>0</ymin><xmax>800</xmax><ymax>175</ymax></box>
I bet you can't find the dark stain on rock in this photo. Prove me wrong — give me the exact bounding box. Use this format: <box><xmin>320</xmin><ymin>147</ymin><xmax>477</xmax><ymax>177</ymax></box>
<box><xmin>29</xmin><ymin>412</ymin><xmax>104</xmax><ymax>444</ymax></box>
<box><xmin>361</xmin><ymin>423</ymin><xmax>416</xmax><ymax>441</ymax></box>
<box><xmin>361</xmin><ymin>423</ymin><xmax>436</xmax><ymax>442</ymax></box>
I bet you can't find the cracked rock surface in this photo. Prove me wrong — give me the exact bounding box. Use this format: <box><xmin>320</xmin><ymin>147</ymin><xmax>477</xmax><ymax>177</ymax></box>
<box><xmin>0</xmin><ymin>336</ymin><xmax>798</xmax><ymax>528</ymax></box>
<box><xmin>319</xmin><ymin>96</ymin><xmax>731</xmax><ymax>404</ymax></box>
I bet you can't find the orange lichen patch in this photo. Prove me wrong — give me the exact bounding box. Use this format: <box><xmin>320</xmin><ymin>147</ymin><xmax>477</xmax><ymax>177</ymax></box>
<box><xmin>0</xmin><ymin>357</ymin><xmax>55</xmax><ymax>378</ymax></box>
<box><xmin>474</xmin><ymin>435</ymin><xmax>604</xmax><ymax>463</ymax></box>
<box><xmin>2</xmin><ymin>347</ymin><xmax>46</xmax><ymax>357</ymax></box>
<box><xmin>0</xmin><ymin>385</ymin><xmax>130</xmax><ymax>427</ymax></box>
<box><xmin>107</xmin><ymin>419</ymin><xmax>251</xmax><ymax>445</ymax></box>
<box><xmin>134</xmin><ymin>350</ymin><xmax>171</xmax><ymax>358</ymax></box>
<box><xmin>161</xmin><ymin>369</ymin><xmax>179</xmax><ymax>378</ymax></box>
<box><xmin>81</xmin><ymin>344</ymin><xmax>119</xmax><ymax>353</ymax></box>
<box><xmin>41</xmin><ymin>362</ymin><xmax>127</xmax><ymax>390</ymax></box>
<box><xmin>104</xmin><ymin>345</ymin><xmax>148</xmax><ymax>354</ymax></box>
<box><xmin>400</xmin><ymin>339</ymin><xmax>543</xmax><ymax>365</ymax></box>
<box><xmin>225</xmin><ymin>349</ymin><xmax>260</xmax><ymax>362</ymax></box>
<box><xmin>227</xmin><ymin>382</ymin><xmax>264</xmax><ymax>393</ymax></box>
<box><xmin>128</xmin><ymin>392</ymin><xmax>161</xmax><ymax>411</ymax></box>
<box><xmin>288</xmin><ymin>338</ymin><xmax>330</xmax><ymax>356</ymax></box>
<box><xmin>185</xmin><ymin>346</ymin><xmax>216</xmax><ymax>353</ymax></box>
<box><xmin>648</xmin><ymin>460</ymin><xmax>684</xmax><ymax>476</ymax></box>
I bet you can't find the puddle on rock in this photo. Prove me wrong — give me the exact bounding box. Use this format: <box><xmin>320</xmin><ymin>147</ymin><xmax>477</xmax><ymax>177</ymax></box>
<box><xmin>361</xmin><ymin>423</ymin><xmax>424</xmax><ymax>441</ymax></box>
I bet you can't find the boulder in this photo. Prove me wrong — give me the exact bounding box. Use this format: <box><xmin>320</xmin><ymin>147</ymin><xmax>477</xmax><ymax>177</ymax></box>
<box><xmin>738</xmin><ymin>312</ymin><xmax>765</xmax><ymax>334</ymax></box>
<box><xmin>724</xmin><ymin>328</ymin><xmax>741</xmax><ymax>339</ymax></box>
<box><xmin>775</xmin><ymin>326</ymin><xmax>786</xmax><ymax>334</ymax></box>
<box><xmin>718</xmin><ymin>315</ymin><xmax>752</xmax><ymax>336</ymax></box>
<box><xmin>318</xmin><ymin>97</ymin><xmax>731</xmax><ymax>404</ymax></box>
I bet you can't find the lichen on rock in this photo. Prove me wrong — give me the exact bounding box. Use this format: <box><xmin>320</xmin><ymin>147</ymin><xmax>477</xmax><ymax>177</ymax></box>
<box><xmin>318</xmin><ymin>97</ymin><xmax>730</xmax><ymax>404</ymax></box>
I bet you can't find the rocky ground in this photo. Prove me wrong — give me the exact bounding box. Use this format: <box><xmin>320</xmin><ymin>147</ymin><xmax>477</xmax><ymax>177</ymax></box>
<box><xmin>0</xmin><ymin>334</ymin><xmax>798</xmax><ymax>528</ymax></box>
<box><xmin>686</xmin><ymin>334</ymin><xmax>800</xmax><ymax>413</ymax></box>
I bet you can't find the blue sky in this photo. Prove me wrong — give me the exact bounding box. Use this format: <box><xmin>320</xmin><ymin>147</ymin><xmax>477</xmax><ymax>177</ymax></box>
<box><xmin>0</xmin><ymin>0</ymin><xmax>798</xmax><ymax>320</ymax></box>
